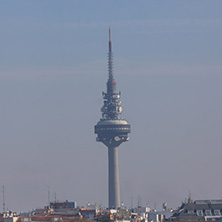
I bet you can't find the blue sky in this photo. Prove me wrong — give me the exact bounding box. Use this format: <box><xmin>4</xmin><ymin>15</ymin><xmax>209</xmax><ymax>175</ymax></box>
<box><xmin>0</xmin><ymin>0</ymin><xmax>222</xmax><ymax>212</ymax></box>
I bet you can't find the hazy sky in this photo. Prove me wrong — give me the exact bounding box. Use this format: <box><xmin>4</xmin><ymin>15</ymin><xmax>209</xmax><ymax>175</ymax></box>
<box><xmin>1</xmin><ymin>0</ymin><xmax>222</xmax><ymax>212</ymax></box>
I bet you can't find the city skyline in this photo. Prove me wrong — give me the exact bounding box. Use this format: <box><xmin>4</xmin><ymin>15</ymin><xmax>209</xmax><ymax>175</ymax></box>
<box><xmin>0</xmin><ymin>0</ymin><xmax>222</xmax><ymax>212</ymax></box>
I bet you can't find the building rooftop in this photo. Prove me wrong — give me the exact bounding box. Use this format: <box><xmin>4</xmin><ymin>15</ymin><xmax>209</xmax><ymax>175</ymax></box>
<box><xmin>171</xmin><ymin>199</ymin><xmax>222</xmax><ymax>220</ymax></box>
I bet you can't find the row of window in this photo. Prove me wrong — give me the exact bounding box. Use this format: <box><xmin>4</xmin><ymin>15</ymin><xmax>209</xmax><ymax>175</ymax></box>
<box><xmin>97</xmin><ymin>127</ymin><xmax>129</xmax><ymax>131</ymax></box>
<box><xmin>188</xmin><ymin>209</ymin><xmax>221</xmax><ymax>216</ymax></box>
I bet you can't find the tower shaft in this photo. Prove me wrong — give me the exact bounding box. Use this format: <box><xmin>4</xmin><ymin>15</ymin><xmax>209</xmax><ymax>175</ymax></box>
<box><xmin>108</xmin><ymin>146</ymin><xmax>120</xmax><ymax>209</ymax></box>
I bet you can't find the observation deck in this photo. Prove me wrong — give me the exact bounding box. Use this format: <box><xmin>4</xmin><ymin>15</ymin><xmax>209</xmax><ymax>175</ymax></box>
<box><xmin>95</xmin><ymin>119</ymin><xmax>130</xmax><ymax>146</ymax></box>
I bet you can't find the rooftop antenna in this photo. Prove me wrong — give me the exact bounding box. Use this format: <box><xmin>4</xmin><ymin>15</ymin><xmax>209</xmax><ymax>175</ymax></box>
<box><xmin>2</xmin><ymin>185</ymin><xmax>5</xmax><ymax>213</ymax></box>
<box><xmin>138</xmin><ymin>195</ymin><xmax>142</xmax><ymax>207</ymax></box>
<box><xmin>54</xmin><ymin>192</ymin><xmax>57</xmax><ymax>203</ymax></box>
<box><xmin>131</xmin><ymin>195</ymin><xmax>133</xmax><ymax>209</ymax></box>
<box><xmin>47</xmin><ymin>186</ymin><xmax>50</xmax><ymax>206</ymax></box>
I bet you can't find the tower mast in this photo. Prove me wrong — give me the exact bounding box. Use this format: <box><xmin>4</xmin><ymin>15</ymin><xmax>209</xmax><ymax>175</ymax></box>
<box><xmin>95</xmin><ymin>28</ymin><xmax>130</xmax><ymax>209</ymax></box>
<box><xmin>108</xmin><ymin>27</ymin><xmax>113</xmax><ymax>82</ymax></box>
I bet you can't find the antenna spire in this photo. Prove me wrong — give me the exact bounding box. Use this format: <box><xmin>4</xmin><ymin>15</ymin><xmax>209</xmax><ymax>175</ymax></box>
<box><xmin>109</xmin><ymin>27</ymin><xmax>112</xmax><ymax>52</ymax></box>
<box><xmin>107</xmin><ymin>28</ymin><xmax>115</xmax><ymax>94</ymax></box>
<box><xmin>109</xmin><ymin>27</ymin><xmax>111</xmax><ymax>40</ymax></box>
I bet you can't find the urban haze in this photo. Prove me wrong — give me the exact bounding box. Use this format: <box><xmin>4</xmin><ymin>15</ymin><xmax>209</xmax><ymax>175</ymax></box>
<box><xmin>0</xmin><ymin>0</ymin><xmax>222</xmax><ymax>213</ymax></box>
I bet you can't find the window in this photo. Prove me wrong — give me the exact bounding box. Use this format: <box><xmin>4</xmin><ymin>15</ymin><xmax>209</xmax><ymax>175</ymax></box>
<box><xmin>205</xmin><ymin>210</ymin><xmax>212</xmax><ymax>216</ymax></box>
<box><xmin>188</xmin><ymin>210</ymin><xmax>194</xmax><ymax>214</ymax></box>
<box><xmin>214</xmin><ymin>210</ymin><xmax>221</xmax><ymax>216</ymax></box>
<box><xmin>197</xmin><ymin>210</ymin><xmax>204</xmax><ymax>216</ymax></box>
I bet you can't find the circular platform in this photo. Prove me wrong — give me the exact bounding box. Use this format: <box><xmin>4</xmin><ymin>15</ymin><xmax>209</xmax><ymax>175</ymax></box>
<box><xmin>95</xmin><ymin>119</ymin><xmax>130</xmax><ymax>145</ymax></box>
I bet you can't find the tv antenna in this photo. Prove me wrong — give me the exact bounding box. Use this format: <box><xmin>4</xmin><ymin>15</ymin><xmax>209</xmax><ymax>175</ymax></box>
<box><xmin>2</xmin><ymin>186</ymin><xmax>5</xmax><ymax>213</ymax></box>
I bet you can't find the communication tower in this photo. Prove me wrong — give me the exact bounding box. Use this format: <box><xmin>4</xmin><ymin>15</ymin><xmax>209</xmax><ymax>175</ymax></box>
<box><xmin>94</xmin><ymin>28</ymin><xmax>130</xmax><ymax>209</ymax></box>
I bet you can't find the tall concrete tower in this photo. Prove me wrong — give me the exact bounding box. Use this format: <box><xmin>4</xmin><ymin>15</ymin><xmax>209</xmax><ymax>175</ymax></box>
<box><xmin>94</xmin><ymin>28</ymin><xmax>130</xmax><ymax>209</ymax></box>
